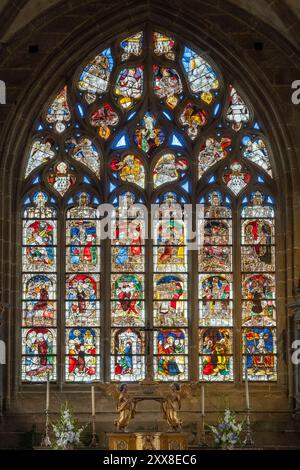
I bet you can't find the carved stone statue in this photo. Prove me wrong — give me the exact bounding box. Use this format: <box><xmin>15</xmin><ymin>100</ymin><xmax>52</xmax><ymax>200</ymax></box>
<box><xmin>107</xmin><ymin>384</ymin><xmax>136</xmax><ymax>432</ymax></box>
<box><xmin>161</xmin><ymin>383</ymin><xmax>191</xmax><ymax>431</ymax></box>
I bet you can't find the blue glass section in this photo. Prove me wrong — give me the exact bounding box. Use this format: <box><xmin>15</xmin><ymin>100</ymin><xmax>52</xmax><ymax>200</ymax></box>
<box><xmin>242</xmin><ymin>196</ymin><xmax>248</xmax><ymax>204</ymax></box>
<box><xmin>111</xmin><ymin>132</ymin><xmax>130</xmax><ymax>150</ymax></box>
<box><xmin>77</xmin><ymin>103</ymin><xmax>85</xmax><ymax>118</ymax></box>
<box><xmin>36</xmin><ymin>123</ymin><xmax>44</xmax><ymax>131</ymax></box>
<box><xmin>169</xmin><ymin>132</ymin><xmax>185</xmax><ymax>148</ymax></box>
<box><xmin>257</xmin><ymin>175</ymin><xmax>265</xmax><ymax>183</ymax></box>
<box><xmin>213</xmin><ymin>103</ymin><xmax>220</xmax><ymax>117</ymax></box>
<box><xmin>32</xmin><ymin>176</ymin><xmax>40</xmax><ymax>184</ymax></box>
<box><xmin>102</xmin><ymin>48</ymin><xmax>114</xmax><ymax>72</ymax></box>
<box><xmin>181</xmin><ymin>180</ymin><xmax>190</xmax><ymax>193</ymax></box>
<box><xmin>127</xmin><ymin>111</ymin><xmax>136</xmax><ymax>121</ymax></box>
<box><xmin>109</xmin><ymin>182</ymin><xmax>117</xmax><ymax>193</ymax></box>
<box><xmin>267</xmin><ymin>196</ymin><xmax>274</xmax><ymax>204</ymax></box>
<box><xmin>208</xmin><ymin>175</ymin><xmax>216</xmax><ymax>183</ymax></box>
<box><xmin>83</xmin><ymin>176</ymin><xmax>92</xmax><ymax>184</ymax></box>
<box><xmin>162</xmin><ymin>110</ymin><xmax>173</xmax><ymax>121</ymax></box>
<box><xmin>253</xmin><ymin>122</ymin><xmax>261</xmax><ymax>130</ymax></box>
<box><xmin>93</xmin><ymin>196</ymin><xmax>100</xmax><ymax>205</ymax></box>
<box><xmin>67</xmin><ymin>197</ymin><xmax>74</xmax><ymax>205</ymax></box>
<box><xmin>24</xmin><ymin>197</ymin><xmax>31</xmax><ymax>205</ymax></box>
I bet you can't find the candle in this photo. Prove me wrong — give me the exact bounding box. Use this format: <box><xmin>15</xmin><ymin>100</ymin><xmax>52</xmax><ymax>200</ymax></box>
<box><xmin>201</xmin><ymin>384</ymin><xmax>205</xmax><ymax>416</ymax></box>
<box><xmin>245</xmin><ymin>360</ymin><xmax>250</xmax><ymax>410</ymax></box>
<box><xmin>46</xmin><ymin>374</ymin><xmax>50</xmax><ymax>411</ymax></box>
<box><xmin>91</xmin><ymin>385</ymin><xmax>95</xmax><ymax>416</ymax></box>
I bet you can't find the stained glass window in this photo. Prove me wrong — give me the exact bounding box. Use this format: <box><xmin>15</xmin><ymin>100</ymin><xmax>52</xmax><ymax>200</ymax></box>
<box><xmin>198</xmin><ymin>191</ymin><xmax>233</xmax><ymax>381</ymax></box>
<box><xmin>241</xmin><ymin>191</ymin><xmax>277</xmax><ymax>381</ymax></box>
<box><xmin>65</xmin><ymin>192</ymin><xmax>101</xmax><ymax>382</ymax></box>
<box><xmin>21</xmin><ymin>28</ymin><xmax>277</xmax><ymax>385</ymax></box>
<box><xmin>110</xmin><ymin>193</ymin><xmax>146</xmax><ymax>381</ymax></box>
<box><xmin>153</xmin><ymin>192</ymin><xmax>188</xmax><ymax>381</ymax></box>
<box><xmin>22</xmin><ymin>192</ymin><xmax>57</xmax><ymax>382</ymax></box>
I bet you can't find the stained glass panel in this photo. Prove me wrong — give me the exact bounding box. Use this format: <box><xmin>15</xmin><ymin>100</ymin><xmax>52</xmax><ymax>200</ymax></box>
<box><xmin>120</xmin><ymin>32</ymin><xmax>143</xmax><ymax>61</ymax></box>
<box><xmin>65</xmin><ymin>193</ymin><xmax>101</xmax><ymax>381</ymax></box>
<box><xmin>181</xmin><ymin>47</ymin><xmax>219</xmax><ymax>104</ymax></box>
<box><xmin>90</xmin><ymin>104</ymin><xmax>119</xmax><ymax>140</ymax></box>
<box><xmin>25</xmin><ymin>139</ymin><xmax>55</xmax><ymax>178</ymax></box>
<box><xmin>226</xmin><ymin>85</ymin><xmax>250</xmax><ymax>131</ymax></box>
<box><xmin>241</xmin><ymin>192</ymin><xmax>277</xmax><ymax>381</ymax></box>
<box><xmin>78</xmin><ymin>48</ymin><xmax>114</xmax><ymax>103</ymax></box>
<box><xmin>46</xmin><ymin>85</ymin><xmax>71</xmax><ymax>133</ymax></box>
<box><xmin>66</xmin><ymin>327</ymin><xmax>100</xmax><ymax>382</ymax></box>
<box><xmin>153</xmin><ymin>154</ymin><xmax>188</xmax><ymax>188</ymax></box>
<box><xmin>153</xmin><ymin>274</ymin><xmax>188</xmax><ymax>327</ymax></box>
<box><xmin>241</xmin><ymin>135</ymin><xmax>272</xmax><ymax>176</ymax></box>
<box><xmin>66</xmin><ymin>136</ymin><xmax>101</xmax><ymax>177</ymax></box>
<box><xmin>198</xmin><ymin>136</ymin><xmax>231</xmax><ymax>178</ymax></box>
<box><xmin>154</xmin><ymin>329</ymin><xmax>188</xmax><ymax>381</ymax></box>
<box><xmin>222</xmin><ymin>161</ymin><xmax>250</xmax><ymax>195</ymax></box>
<box><xmin>110</xmin><ymin>154</ymin><xmax>145</xmax><ymax>188</ymax></box>
<box><xmin>153</xmin><ymin>32</ymin><xmax>175</xmax><ymax>60</ymax></box>
<box><xmin>111</xmin><ymin>328</ymin><xmax>145</xmax><ymax>381</ymax></box>
<box><xmin>179</xmin><ymin>103</ymin><xmax>207</xmax><ymax>139</ymax></box>
<box><xmin>153</xmin><ymin>65</ymin><xmax>183</xmax><ymax>108</ymax></box>
<box><xmin>114</xmin><ymin>67</ymin><xmax>143</xmax><ymax>109</ymax></box>
<box><xmin>134</xmin><ymin>113</ymin><xmax>165</xmax><ymax>152</ymax></box>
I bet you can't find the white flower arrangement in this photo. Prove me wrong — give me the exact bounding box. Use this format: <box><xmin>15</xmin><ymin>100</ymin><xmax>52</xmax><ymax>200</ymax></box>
<box><xmin>208</xmin><ymin>408</ymin><xmax>244</xmax><ymax>450</ymax></box>
<box><xmin>52</xmin><ymin>403</ymin><xmax>85</xmax><ymax>450</ymax></box>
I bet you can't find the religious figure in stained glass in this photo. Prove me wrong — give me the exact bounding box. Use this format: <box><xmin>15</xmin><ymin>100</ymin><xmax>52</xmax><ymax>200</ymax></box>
<box><xmin>134</xmin><ymin>112</ymin><xmax>165</xmax><ymax>153</ymax></box>
<box><xmin>111</xmin><ymin>328</ymin><xmax>145</xmax><ymax>381</ymax></box>
<box><xmin>154</xmin><ymin>329</ymin><xmax>187</xmax><ymax>381</ymax></box>
<box><xmin>66</xmin><ymin>274</ymin><xmax>100</xmax><ymax>327</ymax></box>
<box><xmin>153</xmin><ymin>32</ymin><xmax>175</xmax><ymax>60</ymax></box>
<box><xmin>111</xmin><ymin>274</ymin><xmax>144</xmax><ymax>326</ymax></box>
<box><xmin>153</xmin><ymin>66</ymin><xmax>183</xmax><ymax>108</ymax></box>
<box><xmin>120</xmin><ymin>32</ymin><xmax>143</xmax><ymax>61</ymax></box>
<box><xmin>199</xmin><ymin>327</ymin><xmax>233</xmax><ymax>381</ymax></box>
<box><xmin>23</xmin><ymin>274</ymin><xmax>56</xmax><ymax>327</ymax></box>
<box><xmin>78</xmin><ymin>48</ymin><xmax>114</xmax><ymax>103</ymax></box>
<box><xmin>226</xmin><ymin>85</ymin><xmax>250</xmax><ymax>131</ymax></box>
<box><xmin>114</xmin><ymin>67</ymin><xmax>143</xmax><ymax>109</ymax></box>
<box><xmin>90</xmin><ymin>104</ymin><xmax>119</xmax><ymax>140</ymax></box>
<box><xmin>22</xmin><ymin>327</ymin><xmax>56</xmax><ymax>381</ymax></box>
<box><xmin>110</xmin><ymin>154</ymin><xmax>145</xmax><ymax>188</ymax></box>
<box><xmin>241</xmin><ymin>135</ymin><xmax>272</xmax><ymax>176</ymax></box>
<box><xmin>154</xmin><ymin>219</ymin><xmax>186</xmax><ymax>272</ymax></box>
<box><xmin>199</xmin><ymin>274</ymin><xmax>233</xmax><ymax>327</ymax></box>
<box><xmin>66</xmin><ymin>136</ymin><xmax>101</xmax><ymax>178</ymax></box>
<box><xmin>242</xmin><ymin>274</ymin><xmax>276</xmax><ymax>327</ymax></box>
<box><xmin>153</xmin><ymin>153</ymin><xmax>188</xmax><ymax>188</ymax></box>
<box><xmin>66</xmin><ymin>327</ymin><xmax>99</xmax><ymax>382</ymax></box>
<box><xmin>243</xmin><ymin>327</ymin><xmax>276</xmax><ymax>381</ymax></box>
<box><xmin>46</xmin><ymin>85</ymin><xmax>71</xmax><ymax>133</ymax></box>
<box><xmin>181</xmin><ymin>47</ymin><xmax>219</xmax><ymax>104</ymax></box>
<box><xmin>153</xmin><ymin>274</ymin><xmax>187</xmax><ymax>327</ymax></box>
<box><xmin>25</xmin><ymin>139</ymin><xmax>55</xmax><ymax>178</ymax></box>
<box><xmin>198</xmin><ymin>136</ymin><xmax>231</xmax><ymax>178</ymax></box>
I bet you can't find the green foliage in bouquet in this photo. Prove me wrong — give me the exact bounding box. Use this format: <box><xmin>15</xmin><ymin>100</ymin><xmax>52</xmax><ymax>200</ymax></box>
<box><xmin>208</xmin><ymin>408</ymin><xmax>244</xmax><ymax>450</ymax></box>
<box><xmin>52</xmin><ymin>402</ymin><xmax>85</xmax><ymax>450</ymax></box>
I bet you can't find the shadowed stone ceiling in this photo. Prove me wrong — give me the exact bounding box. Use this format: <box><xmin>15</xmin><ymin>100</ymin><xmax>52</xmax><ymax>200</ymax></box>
<box><xmin>0</xmin><ymin>0</ymin><xmax>300</xmax><ymax>46</ymax></box>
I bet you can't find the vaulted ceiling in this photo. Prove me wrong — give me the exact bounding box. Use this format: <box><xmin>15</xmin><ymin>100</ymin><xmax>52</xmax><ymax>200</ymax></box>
<box><xmin>1</xmin><ymin>0</ymin><xmax>300</xmax><ymax>48</ymax></box>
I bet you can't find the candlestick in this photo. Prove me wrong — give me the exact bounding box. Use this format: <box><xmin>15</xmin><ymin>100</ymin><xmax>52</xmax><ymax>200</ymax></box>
<box><xmin>41</xmin><ymin>372</ymin><xmax>51</xmax><ymax>448</ymax></box>
<box><xmin>89</xmin><ymin>385</ymin><xmax>98</xmax><ymax>448</ymax></box>
<box><xmin>91</xmin><ymin>385</ymin><xmax>95</xmax><ymax>416</ymax></box>
<box><xmin>46</xmin><ymin>375</ymin><xmax>50</xmax><ymax>411</ymax></box>
<box><xmin>244</xmin><ymin>361</ymin><xmax>250</xmax><ymax>410</ymax></box>
<box><xmin>201</xmin><ymin>384</ymin><xmax>205</xmax><ymax>416</ymax></box>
